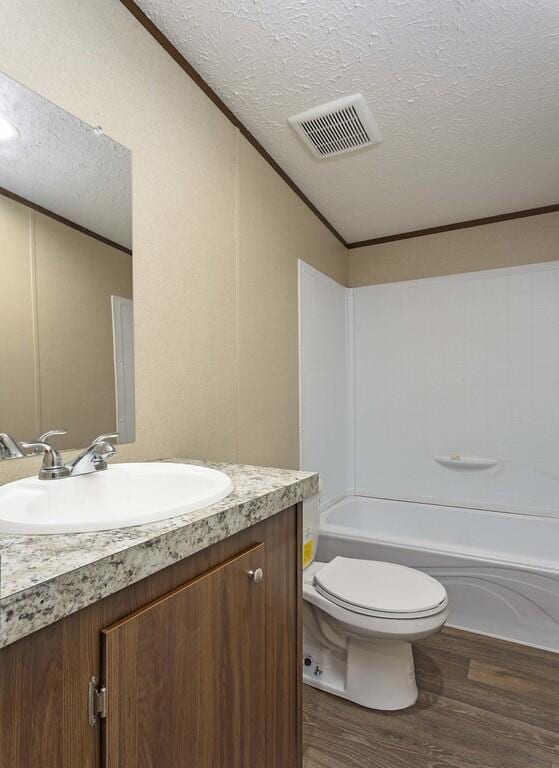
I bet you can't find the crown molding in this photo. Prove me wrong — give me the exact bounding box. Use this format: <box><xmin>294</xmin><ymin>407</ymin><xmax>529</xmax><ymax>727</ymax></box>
<box><xmin>347</xmin><ymin>204</ymin><xmax>559</xmax><ymax>249</ymax></box>
<box><xmin>0</xmin><ymin>186</ymin><xmax>132</xmax><ymax>254</ymax></box>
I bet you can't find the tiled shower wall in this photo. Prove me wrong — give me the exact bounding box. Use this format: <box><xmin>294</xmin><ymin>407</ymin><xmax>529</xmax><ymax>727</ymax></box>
<box><xmin>354</xmin><ymin>261</ymin><xmax>559</xmax><ymax>516</ymax></box>
<box><xmin>301</xmin><ymin>259</ymin><xmax>559</xmax><ymax>517</ymax></box>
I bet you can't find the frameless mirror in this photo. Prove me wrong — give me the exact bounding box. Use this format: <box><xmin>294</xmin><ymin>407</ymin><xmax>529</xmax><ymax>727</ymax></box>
<box><xmin>0</xmin><ymin>72</ymin><xmax>134</xmax><ymax>450</ymax></box>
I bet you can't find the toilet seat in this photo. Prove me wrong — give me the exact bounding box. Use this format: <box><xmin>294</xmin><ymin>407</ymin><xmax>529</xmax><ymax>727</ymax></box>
<box><xmin>313</xmin><ymin>557</ymin><xmax>448</xmax><ymax>619</ymax></box>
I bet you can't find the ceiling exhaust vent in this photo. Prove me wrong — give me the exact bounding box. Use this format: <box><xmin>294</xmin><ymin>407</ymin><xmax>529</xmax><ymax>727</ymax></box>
<box><xmin>288</xmin><ymin>93</ymin><xmax>381</xmax><ymax>159</ymax></box>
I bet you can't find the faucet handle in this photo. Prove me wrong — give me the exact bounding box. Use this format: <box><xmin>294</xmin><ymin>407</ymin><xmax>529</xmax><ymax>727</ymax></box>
<box><xmin>89</xmin><ymin>433</ymin><xmax>119</xmax><ymax>450</ymax></box>
<box><xmin>31</xmin><ymin>429</ymin><xmax>68</xmax><ymax>455</ymax></box>
<box><xmin>39</xmin><ymin>428</ymin><xmax>68</xmax><ymax>443</ymax></box>
<box><xmin>89</xmin><ymin>433</ymin><xmax>119</xmax><ymax>462</ymax></box>
<box><xmin>19</xmin><ymin>440</ymin><xmax>70</xmax><ymax>479</ymax></box>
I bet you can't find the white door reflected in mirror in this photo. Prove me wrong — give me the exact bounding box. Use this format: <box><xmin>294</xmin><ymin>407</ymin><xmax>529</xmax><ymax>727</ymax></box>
<box><xmin>112</xmin><ymin>296</ymin><xmax>135</xmax><ymax>444</ymax></box>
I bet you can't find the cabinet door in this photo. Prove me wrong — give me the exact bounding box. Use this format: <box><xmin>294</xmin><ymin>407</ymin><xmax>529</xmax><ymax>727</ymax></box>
<box><xmin>102</xmin><ymin>543</ymin><xmax>266</xmax><ymax>768</ymax></box>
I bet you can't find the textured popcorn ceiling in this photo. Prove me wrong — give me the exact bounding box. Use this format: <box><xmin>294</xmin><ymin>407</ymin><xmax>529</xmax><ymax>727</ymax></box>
<box><xmin>136</xmin><ymin>0</ymin><xmax>559</xmax><ymax>242</ymax></box>
<box><xmin>0</xmin><ymin>73</ymin><xmax>132</xmax><ymax>248</ymax></box>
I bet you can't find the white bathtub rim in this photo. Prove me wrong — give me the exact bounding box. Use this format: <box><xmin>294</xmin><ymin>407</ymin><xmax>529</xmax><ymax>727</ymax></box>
<box><xmin>351</xmin><ymin>489</ymin><xmax>559</xmax><ymax>521</ymax></box>
<box><xmin>319</xmin><ymin>523</ymin><xmax>559</xmax><ymax>577</ymax></box>
<box><xmin>320</xmin><ymin>489</ymin><xmax>353</xmax><ymax>513</ymax></box>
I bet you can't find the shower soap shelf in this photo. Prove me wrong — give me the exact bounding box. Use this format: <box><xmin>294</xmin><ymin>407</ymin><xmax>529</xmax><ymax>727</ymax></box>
<box><xmin>435</xmin><ymin>455</ymin><xmax>499</xmax><ymax>470</ymax></box>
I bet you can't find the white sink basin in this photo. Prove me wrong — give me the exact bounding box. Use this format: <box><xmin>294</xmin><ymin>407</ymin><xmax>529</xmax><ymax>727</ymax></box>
<box><xmin>0</xmin><ymin>462</ymin><xmax>233</xmax><ymax>535</ymax></box>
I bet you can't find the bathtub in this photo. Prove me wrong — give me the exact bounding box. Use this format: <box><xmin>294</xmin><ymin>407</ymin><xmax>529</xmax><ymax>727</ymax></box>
<box><xmin>317</xmin><ymin>496</ymin><xmax>559</xmax><ymax>653</ymax></box>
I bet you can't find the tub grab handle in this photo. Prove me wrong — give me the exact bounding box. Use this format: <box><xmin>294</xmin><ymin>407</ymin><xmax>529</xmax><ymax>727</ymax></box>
<box><xmin>435</xmin><ymin>455</ymin><xmax>499</xmax><ymax>470</ymax></box>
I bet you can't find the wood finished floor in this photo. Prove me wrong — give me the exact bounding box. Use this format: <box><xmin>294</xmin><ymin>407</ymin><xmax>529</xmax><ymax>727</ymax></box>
<box><xmin>303</xmin><ymin>628</ymin><xmax>559</xmax><ymax>768</ymax></box>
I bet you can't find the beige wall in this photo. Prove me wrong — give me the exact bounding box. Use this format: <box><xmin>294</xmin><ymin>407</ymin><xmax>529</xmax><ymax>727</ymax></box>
<box><xmin>0</xmin><ymin>196</ymin><xmax>37</xmax><ymax>438</ymax></box>
<box><xmin>0</xmin><ymin>196</ymin><xmax>133</xmax><ymax>449</ymax></box>
<box><xmin>349</xmin><ymin>212</ymin><xmax>559</xmax><ymax>287</ymax></box>
<box><xmin>34</xmin><ymin>212</ymin><xmax>133</xmax><ymax>449</ymax></box>
<box><xmin>0</xmin><ymin>0</ymin><xmax>346</xmax><ymax>484</ymax></box>
<box><xmin>237</xmin><ymin>136</ymin><xmax>347</xmax><ymax>468</ymax></box>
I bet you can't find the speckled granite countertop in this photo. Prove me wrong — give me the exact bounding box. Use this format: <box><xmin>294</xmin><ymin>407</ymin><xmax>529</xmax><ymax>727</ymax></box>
<box><xmin>0</xmin><ymin>459</ymin><xmax>318</xmax><ymax>649</ymax></box>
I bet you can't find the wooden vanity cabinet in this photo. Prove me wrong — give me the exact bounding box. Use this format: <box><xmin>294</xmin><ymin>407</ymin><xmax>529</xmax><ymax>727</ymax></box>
<box><xmin>103</xmin><ymin>543</ymin><xmax>267</xmax><ymax>766</ymax></box>
<box><xmin>0</xmin><ymin>505</ymin><xmax>302</xmax><ymax>768</ymax></box>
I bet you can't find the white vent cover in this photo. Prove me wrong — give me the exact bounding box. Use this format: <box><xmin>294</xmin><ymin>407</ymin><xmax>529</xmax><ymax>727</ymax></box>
<box><xmin>288</xmin><ymin>94</ymin><xmax>381</xmax><ymax>159</ymax></box>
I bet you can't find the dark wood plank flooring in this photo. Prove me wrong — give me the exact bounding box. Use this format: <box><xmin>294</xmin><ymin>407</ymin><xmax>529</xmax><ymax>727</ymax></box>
<box><xmin>303</xmin><ymin>628</ymin><xmax>559</xmax><ymax>768</ymax></box>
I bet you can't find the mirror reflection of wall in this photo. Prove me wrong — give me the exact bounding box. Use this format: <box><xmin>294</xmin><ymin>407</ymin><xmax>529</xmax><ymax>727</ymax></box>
<box><xmin>0</xmin><ymin>72</ymin><xmax>134</xmax><ymax>450</ymax></box>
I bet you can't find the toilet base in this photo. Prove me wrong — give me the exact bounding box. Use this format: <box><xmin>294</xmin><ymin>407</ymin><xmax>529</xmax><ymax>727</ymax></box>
<box><xmin>304</xmin><ymin>638</ymin><xmax>418</xmax><ymax>711</ymax></box>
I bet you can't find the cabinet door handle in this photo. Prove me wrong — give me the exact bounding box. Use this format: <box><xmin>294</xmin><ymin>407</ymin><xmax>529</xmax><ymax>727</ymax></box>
<box><xmin>247</xmin><ymin>567</ymin><xmax>264</xmax><ymax>584</ymax></box>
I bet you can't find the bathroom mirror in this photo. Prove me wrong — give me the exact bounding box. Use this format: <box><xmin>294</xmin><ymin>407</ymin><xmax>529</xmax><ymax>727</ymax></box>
<box><xmin>0</xmin><ymin>72</ymin><xmax>134</xmax><ymax>450</ymax></box>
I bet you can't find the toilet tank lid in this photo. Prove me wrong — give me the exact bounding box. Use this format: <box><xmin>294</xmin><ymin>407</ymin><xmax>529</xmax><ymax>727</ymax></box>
<box><xmin>313</xmin><ymin>557</ymin><xmax>447</xmax><ymax>615</ymax></box>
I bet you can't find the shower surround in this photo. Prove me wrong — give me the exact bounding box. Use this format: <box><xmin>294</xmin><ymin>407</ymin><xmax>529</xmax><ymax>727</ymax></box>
<box><xmin>299</xmin><ymin>260</ymin><xmax>559</xmax><ymax>651</ymax></box>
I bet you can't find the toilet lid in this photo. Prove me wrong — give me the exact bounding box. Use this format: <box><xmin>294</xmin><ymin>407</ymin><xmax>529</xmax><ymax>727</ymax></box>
<box><xmin>313</xmin><ymin>557</ymin><xmax>447</xmax><ymax>617</ymax></box>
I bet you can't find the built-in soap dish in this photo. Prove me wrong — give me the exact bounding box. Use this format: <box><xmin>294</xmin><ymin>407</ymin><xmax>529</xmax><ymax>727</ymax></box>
<box><xmin>435</xmin><ymin>455</ymin><xmax>500</xmax><ymax>470</ymax></box>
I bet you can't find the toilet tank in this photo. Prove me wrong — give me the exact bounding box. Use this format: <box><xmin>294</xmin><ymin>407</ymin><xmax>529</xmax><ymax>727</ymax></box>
<box><xmin>302</xmin><ymin>495</ymin><xmax>320</xmax><ymax>570</ymax></box>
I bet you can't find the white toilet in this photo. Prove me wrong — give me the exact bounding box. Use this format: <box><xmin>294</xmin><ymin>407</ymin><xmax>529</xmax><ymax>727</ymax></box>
<box><xmin>302</xmin><ymin>498</ymin><xmax>448</xmax><ymax>711</ymax></box>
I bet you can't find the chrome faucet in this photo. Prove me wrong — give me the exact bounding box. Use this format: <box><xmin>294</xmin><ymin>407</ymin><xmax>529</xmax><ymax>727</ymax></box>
<box><xmin>67</xmin><ymin>433</ymin><xmax>118</xmax><ymax>477</ymax></box>
<box><xmin>0</xmin><ymin>429</ymin><xmax>118</xmax><ymax>480</ymax></box>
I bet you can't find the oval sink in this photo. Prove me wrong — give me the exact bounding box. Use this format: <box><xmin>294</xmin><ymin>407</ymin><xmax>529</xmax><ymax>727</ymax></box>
<box><xmin>0</xmin><ymin>462</ymin><xmax>233</xmax><ymax>535</ymax></box>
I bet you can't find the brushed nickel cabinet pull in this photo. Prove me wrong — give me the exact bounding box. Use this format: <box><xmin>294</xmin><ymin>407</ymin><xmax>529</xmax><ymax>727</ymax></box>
<box><xmin>248</xmin><ymin>568</ymin><xmax>263</xmax><ymax>584</ymax></box>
